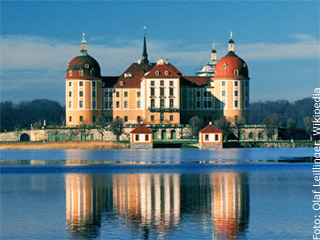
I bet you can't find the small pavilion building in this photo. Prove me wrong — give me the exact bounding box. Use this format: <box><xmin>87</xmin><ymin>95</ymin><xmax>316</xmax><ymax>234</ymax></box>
<box><xmin>130</xmin><ymin>124</ymin><xmax>153</xmax><ymax>149</ymax></box>
<box><xmin>199</xmin><ymin>122</ymin><xmax>223</xmax><ymax>149</ymax></box>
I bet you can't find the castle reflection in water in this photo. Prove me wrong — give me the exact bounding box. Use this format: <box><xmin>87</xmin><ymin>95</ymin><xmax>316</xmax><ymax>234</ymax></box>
<box><xmin>65</xmin><ymin>163</ymin><xmax>249</xmax><ymax>239</ymax></box>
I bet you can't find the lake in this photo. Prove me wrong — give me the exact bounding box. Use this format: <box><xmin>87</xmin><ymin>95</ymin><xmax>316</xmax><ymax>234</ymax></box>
<box><xmin>0</xmin><ymin>148</ymin><xmax>312</xmax><ymax>239</ymax></box>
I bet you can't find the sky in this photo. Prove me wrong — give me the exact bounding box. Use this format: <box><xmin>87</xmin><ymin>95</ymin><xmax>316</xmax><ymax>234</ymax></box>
<box><xmin>1</xmin><ymin>1</ymin><xmax>319</xmax><ymax>105</ymax></box>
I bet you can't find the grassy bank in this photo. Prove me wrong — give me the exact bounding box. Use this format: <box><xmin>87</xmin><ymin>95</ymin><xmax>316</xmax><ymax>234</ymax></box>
<box><xmin>0</xmin><ymin>141</ymin><xmax>127</xmax><ymax>150</ymax></box>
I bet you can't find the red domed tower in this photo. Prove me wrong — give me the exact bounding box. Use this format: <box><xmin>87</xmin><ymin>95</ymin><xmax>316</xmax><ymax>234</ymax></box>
<box><xmin>65</xmin><ymin>33</ymin><xmax>103</xmax><ymax>126</ymax></box>
<box><xmin>214</xmin><ymin>32</ymin><xmax>250</xmax><ymax>124</ymax></box>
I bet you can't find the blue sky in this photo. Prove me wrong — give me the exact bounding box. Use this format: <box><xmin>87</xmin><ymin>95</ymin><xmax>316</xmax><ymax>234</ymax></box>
<box><xmin>1</xmin><ymin>1</ymin><xmax>319</xmax><ymax>105</ymax></box>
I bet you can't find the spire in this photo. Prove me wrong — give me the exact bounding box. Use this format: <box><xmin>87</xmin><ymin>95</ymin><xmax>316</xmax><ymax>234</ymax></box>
<box><xmin>228</xmin><ymin>31</ymin><xmax>235</xmax><ymax>52</ymax></box>
<box><xmin>141</xmin><ymin>27</ymin><xmax>149</xmax><ymax>64</ymax></box>
<box><xmin>211</xmin><ymin>41</ymin><xmax>217</xmax><ymax>62</ymax></box>
<box><xmin>79</xmin><ymin>32</ymin><xmax>88</xmax><ymax>56</ymax></box>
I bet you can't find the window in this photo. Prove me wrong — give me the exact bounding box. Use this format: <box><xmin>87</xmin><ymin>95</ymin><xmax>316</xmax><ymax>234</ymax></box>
<box><xmin>188</xmin><ymin>101</ymin><xmax>193</xmax><ymax>109</ymax></box>
<box><xmin>160</xmin><ymin>80</ymin><xmax>164</xmax><ymax>86</ymax></box>
<box><xmin>69</xmin><ymin>116</ymin><xmax>72</xmax><ymax>122</ymax></box>
<box><xmin>137</xmin><ymin>91</ymin><xmax>141</xmax><ymax>97</ymax></box>
<box><xmin>160</xmin><ymin>99</ymin><xmax>165</xmax><ymax>108</ymax></box>
<box><xmin>151</xmin><ymin>99</ymin><xmax>155</xmax><ymax>108</ymax></box>
<box><xmin>223</xmin><ymin>63</ymin><xmax>227</xmax><ymax>68</ymax></box>
<box><xmin>105</xmin><ymin>101</ymin><xmax>108</xmax><ymax>109</ymax></box>
<box><xmin>222</xmin><ymin>100</ymin><xmax>226</xmax><ymax>109</ymax></box>
<box><xmin>222</xmin><ymin>81</ymin><xmax>225</xmax><ymax>87</ymax></box>
<box><xmin>69</xmin><ymin>70</ymin><xmax>73</xmax><ymax>76</ymax></box>
<box><xmin>151</xmin><ymin>88</ymin><xmax>155</xmax><ymax>96</ymax></box>
<box><xmin>137</xmin><ymin>101</ymin><xmax>141</xmax><ymax>108</ymax></box>
<box><xmin>124</xmin><ymin>101</ymin><xmax>128</xmax><ymax>108</ymax></box>
<box><xmin>170</xmin><ymin>99</ymin><xmax>174</xmax><ymax>108</ymax></box>
<box><xmin>79</xmin><ymin>70</ymin><xmax>84</xmax><ymax>76</ymax></box>
<box><xmin>116</xmin><ymin>91</ymin><xmax>120</xmax><ymax>97</ymax></box>
<box><xmin>92</xmin><ymin>101</ymin><xmax>96</xmax><ymax>109</ymax></box>
<box><xmin>235</xmin><ymin>91</ymin><xmax>238</xmax><ymax>97</ymax></box>
<box><xmin>235</xmin><ymin>115</ymin><xmax>238</xmax><ymax>122</ymax></box>
<box><xmin>151</xmin><ymin>115</ymin><xmax>155</xmax><ymax>121</ymax></box>
<box><xmin>109</xmin><ymin>92</ymin><xmax>113</xmax><ymax>98</ymax></box>
<box><xmin>235</xmin><ymin>69</ymin><xmax>239</xmax><ymax>76</ymax></box>
<box><xmin>170</xmin><ymin>115</ymin><xmax>173</xmax><ymax>121</ymax></box>
<box><xmin>145</xmin><ymin>135</ymin><xmax>149</xmax><ymax>141</ymax></box>
<box><xmin>204</xmin><ymin>101</ymin><xmax>208</xmax><ymax>108</ymax></box>
<box><xmin>69</xmin><ymin>101</ymin><xmax>72</xmax><ymax>108</ymax></box>
<box><xmin>80</xmin><ymin>116</ymin><xmax>83</xmax><ymax>122</ymax></box>
<box><xmin>197</xmin><ymin>101</ymin><xmax>201</xmax><ymax>108</ymax></box>
<box><xmin>204</xmin><ymin>91</ymin><xmax>208</xmax><ymax>97</ymax></box>
<box><xmin>197</xmin><ymin>91</ymin><xmax>201</xmax><ymax>97</ymax></box>
<box><xmin>205</xmin><ymin>134</ymin><xmax>209</xmax><ymax>141</ymax></box>
<box><xmin>135</xmin><ymin>135</ymin><xmax>139</xmax><ymax>141</ymax></box>
<box><xmin>235</xmin><ymin>100</ymin><xmax>238</xmax><ymax>107</ymax></box>
<box><xmin>116</xmin><ymin>101</ymin><xmax>120</xmax><ymax>108</ymax></box>
<box><xmin>215</xmin><ymin>134</ymin><xmax>219</xmax><ymax>141</ymax></box>
<box><xmin>92</xmin><ymin>91</ymin><xmax>96</xmax><ymax>98</ymax></box>
<box><xmin>68</xmin><ymin>82</ymin><xmax>72</xmax><ymax>87</ymax></box>
<box><xmin>234</xmin><ymin>81</ymin><xmax>238</xmax><ymax>86</ymax></box>
<box><xmin>169</xmin><ymin>88</ymin><xmax>174</xmax><ymax>96</ymax></box>
<box><xmin>79</xmin><ymin>101</ymin><xmax>83</xmax><ymax>108</ymax></box>
<box><xmin>170</xmin><ymin>81</ymin><xmax>173</xmax><ymax>86</ymax></box>
<box><xmin>137</xmin><ymin>116</ymin><xmax>141</xmax><ymax>122</ymax></box>
<box><xmin>69</xmin><ymin>91</ymin><xmax>72</xmax><ymax>97</ymax></box>
<box><xmin>258</xmin><ymin>132</ymin><xmax>263</xmax><ymax>139</ymax></box>
<box><xmin>92</xmin><ymin>81</ymin><xmax>95</xmax><ymax>87</ymax></box>
<box><xmin>151</xmin><ymin>81</ymin><xmax>155</xmax><ymax>86</ymax></box>
<box><xmin>124</xmin><ymin>91</ymin><xmax>128</xmax><ymax>97</ymax></box>
<box><xmin>208</xmin><ymin>101</ymin><xmax>212</xmax><ymax>108</ymax></box>
<box><xmin>92</xmin><ymin>116</ymin><xmax>96</xmax><ymax>123</ymax></box>
<box><xmin>79</xmin><ymin>91</ymin><xmax>83</xmax><ymax>97</ymax></box>
<box><xmin>160</xmin><ymin>87</ymin><xmax>164</xmax><ymax>96</ymax></box>
<box><xmin>245</xmin><ymin>101</ymin><xmax>248</xmax><ymax>108</ymax></box>
<box><xmin>155</xmin><ymin>71</ymin><xmax>160</xmax><ymax>75</ymax></box>
<box><xmin>188</xmin><ymin>90</ymin><xmax>193</xmax><ymax>97</ymax></box>
<box><xmin>249</xmin><ymin>132</ymin><xmax>253</xmax><ymax>139</ymax></box>
<box><xmin>222</xmin><ymin>90</ymin><xmax>225</xmax><ymax>97</ymax></box>
<box><xmin>124</xmin><ymin>116</ymin><xmax>128</xmax><ymax>122</ymax></box>
<box><xmin>79</xmin><ymin>81</ymin><xmax>83</xmax><ymax>86</ymax></box>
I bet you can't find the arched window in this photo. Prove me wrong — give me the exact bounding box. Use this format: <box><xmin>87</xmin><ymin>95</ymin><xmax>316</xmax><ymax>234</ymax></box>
<box><xmin>249</xmin><ymin>132</ymin><xmax>253</xmax><ymax>139</ymax></box>
<box><xmin>235</xmin><ymin>69</ymin><xmax>239</xmax><ymax>76</ymax></box>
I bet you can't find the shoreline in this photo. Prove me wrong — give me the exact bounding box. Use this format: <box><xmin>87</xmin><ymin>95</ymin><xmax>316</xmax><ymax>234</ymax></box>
<box><xmin>0</xmin><ymin>141</ymin><xmax>127</xmax><ymax>150</ymax></box>
<box><xmin>0</xmin><ymin>140</ymin><xmax>313</xmax><ymax>150</ymax></box>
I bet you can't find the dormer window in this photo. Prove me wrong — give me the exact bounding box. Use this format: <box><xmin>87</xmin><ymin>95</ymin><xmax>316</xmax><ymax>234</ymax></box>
<box><xmin>69</xmin><ymin>70</ymin><xmax>73</xmax><ymax>76</ymax></box>
<box><xmin>79</xmin><ymin>70</ymin><xmax>84</xmax><ymax>76</ymax></box>
<box><xmin>155</xmin><ymin>70</ymin><xmax>160</xmax><ymax>75</ymax></box>
<box><xmin>165</xmin><ymin>70</ymin><xmax>169</xmax><ymax>75</ymax></box>
<box><xmin>223</xmin><ymin>63</ymin><xmax>227</xmax><ymax>68</ymax></box>
<box><xmin>85</xmin><ymin>64</ymin><xmax>89</xmax><ymax>68</ymax></box>
<box><xmin>235</xmin><ymin>69</ymin><xmax>239</xmax><ymax>76</ymax></box>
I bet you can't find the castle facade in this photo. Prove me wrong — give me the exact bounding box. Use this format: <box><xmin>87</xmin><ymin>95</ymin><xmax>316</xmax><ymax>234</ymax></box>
<box><xmin>65</xmin><ymin>32</ymin><xmax>250</xmax><ymax>126</ymax></box>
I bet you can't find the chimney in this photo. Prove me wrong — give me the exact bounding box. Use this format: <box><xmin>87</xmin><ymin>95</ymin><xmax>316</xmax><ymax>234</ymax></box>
<box><xmin>137</xmin><ymin>59</ymin><xmax>141</xmax><ymax>65</ymax></box>
<box><xmin>165</xmin><ymin>59</ymin><xmax>169</xmax><ymax>65</ymax></box>
<box><xmin>209</xmin><ymin>121</ymin><xmax>212</xmax><ymax>125</ymax></box>
<box><xmin>157</xmin><ymin>58</ymin><xmax>164</xmax><ymax>65</ymax></box>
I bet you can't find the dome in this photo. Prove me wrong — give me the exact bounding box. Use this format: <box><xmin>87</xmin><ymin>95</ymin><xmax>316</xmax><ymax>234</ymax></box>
<box><xmin>214</xmin><ymin>52</ymin><xmax>248</xmax><ymax>79</ymax></box>
<box><xmin>67</xmin><ymin>55</ymin><xmax>101</xmax><ymax>78</ymax></box>
<box><xmin>66</xmin><ymin>34</ymin><xmax>101</xmax><ymax>78</ymax></box>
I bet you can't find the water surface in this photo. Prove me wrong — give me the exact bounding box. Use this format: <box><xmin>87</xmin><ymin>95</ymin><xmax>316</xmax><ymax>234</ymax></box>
<box><xmin>0</xmin><ymin>148</ymin><xmax>312</xmax><ymax>239</ymax></box>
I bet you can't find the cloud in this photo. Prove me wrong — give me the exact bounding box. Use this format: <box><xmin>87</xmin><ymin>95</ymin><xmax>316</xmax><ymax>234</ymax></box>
<box><xmin>237</xmin><ymin>34</ymin><xmax>320</xmax><ymax>61</ymax></box>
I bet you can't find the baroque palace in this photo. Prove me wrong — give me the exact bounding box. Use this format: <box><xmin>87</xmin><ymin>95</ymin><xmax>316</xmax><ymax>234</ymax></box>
<box><xmin>65</xmin><ymin>32</ymin><xmax>250</xmax><ymax>127</ymax></box>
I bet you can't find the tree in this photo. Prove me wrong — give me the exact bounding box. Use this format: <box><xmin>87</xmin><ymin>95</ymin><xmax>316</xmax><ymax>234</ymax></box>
<box><xmin>79</xmin><ymin>123</ymin><xmax>90</xmax><ymax>141</ymax></box>
<box><xmin>96</xmin><ymin>118</ymin><xmax>109</xmax><ymax>141</ymax></box>
<box><xmin>287</xmin><ymin>119</ymin><xmax>296</xmax><ymax>140</ymax></box>
<box><xmin>234</xmin><ymin>118</ymin><xmax>246</xmax><ymax>141</ymax></box>
<box><xmin>303</xmin><ymin>116</ymin><xmax>313</xmax><ymax>140</ymax></box>
<box><xmin>110</xmin><ymin>119</ymin><xmax>123</xmax><ymax>142</ymax></box>
<box><xmin>262</xmin><ymin>115</ymin><xmax>278</xmax><ymax>140</ymax></box>
<box><xmin>188</xmin><ymin>116</ymin><xmax>204</xmax><ymax>139</ymax></box>
<box><xmin>214</xmin><ymin>117</ymin><xmax>232</xmax><ymax>142</ymax></box>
